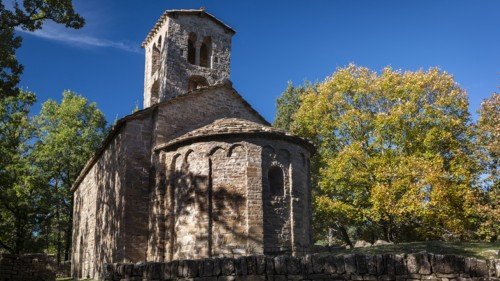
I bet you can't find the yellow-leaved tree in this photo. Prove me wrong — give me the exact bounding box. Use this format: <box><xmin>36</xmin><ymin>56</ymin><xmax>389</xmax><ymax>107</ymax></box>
<box><xmin>285</xmin><ymin>65</ymin><xmax>481</xmax><ymax>245</ymax></box>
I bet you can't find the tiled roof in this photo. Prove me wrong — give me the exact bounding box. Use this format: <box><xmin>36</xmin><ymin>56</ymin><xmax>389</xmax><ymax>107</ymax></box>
<box><xmin>154</xmin><ymin>118</ymin><xmax>315</xmax><ymax>152</ymax></box>
<box><xmin>142</xmin><ymin>9</ymin><xmax>236</xmax><ymax>48</ymax></box>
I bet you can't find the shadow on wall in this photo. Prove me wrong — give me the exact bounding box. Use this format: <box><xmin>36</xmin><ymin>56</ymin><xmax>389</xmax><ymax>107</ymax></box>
<box><xmin>72</xmin><ymin>139</ymin><xmax>123</xmax><ymax>280</ymax></box>
<box><xmin>149</xmin><ymin>144</ymin><xmax>262</xmax><ymax>262</ymax></box>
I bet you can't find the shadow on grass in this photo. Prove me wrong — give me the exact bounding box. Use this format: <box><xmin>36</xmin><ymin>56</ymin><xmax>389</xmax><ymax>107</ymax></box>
<box><xmin>323</xmin><ymin>241</ymin><xmax>500</xmax><ymax>259</ymax></box>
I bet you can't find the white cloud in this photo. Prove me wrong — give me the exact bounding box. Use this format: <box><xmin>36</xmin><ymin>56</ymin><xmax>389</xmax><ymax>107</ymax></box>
<box><xmin>16</xmin><ymin>25</ymin><xmax>142</xmax><ymax>54</ymax></box>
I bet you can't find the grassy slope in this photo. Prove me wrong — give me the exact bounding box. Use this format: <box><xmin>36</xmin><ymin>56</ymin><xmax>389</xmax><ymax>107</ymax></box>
<box><xmin>329</xmin><ymin>241</ymin><xmax>500</xmax><ymax>259</ymax></box>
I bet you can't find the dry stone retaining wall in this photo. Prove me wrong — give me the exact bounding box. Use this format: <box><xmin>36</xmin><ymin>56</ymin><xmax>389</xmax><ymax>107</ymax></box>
<box><xmin>104</xmin><ymin>253</ymin><xmax>500</xmax><ymax>281</ymax></box>
<box><xmin>0</xmin><ymin>254</ymin><xmax>55</xmax><ymax>281</ymax></box>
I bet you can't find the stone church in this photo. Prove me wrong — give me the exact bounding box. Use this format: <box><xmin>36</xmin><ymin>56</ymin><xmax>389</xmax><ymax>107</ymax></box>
<box><xmin>71</xmin><ymin>9</ymin><xmax>314</xmax><ymax>280</ymax></box>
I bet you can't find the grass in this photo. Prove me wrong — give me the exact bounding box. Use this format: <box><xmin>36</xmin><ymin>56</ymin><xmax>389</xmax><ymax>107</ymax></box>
<box><xmin>325</xmin><ymin>241</ymin><xmax>499</xmax><ymax>259</ymax></box>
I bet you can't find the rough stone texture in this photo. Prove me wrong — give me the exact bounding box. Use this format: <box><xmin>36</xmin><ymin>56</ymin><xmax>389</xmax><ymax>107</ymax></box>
<box><xmin>147</xmin><ymin>133</ymin><xmax>312</xmax><ymax>262</ymax></box>
<box><xmin>72</xmin><ymin>10</ymin><xmax>314</xmax><ymax>280</ymax></box>
<box><xmin>72</xmin><ymin>114</ymin><xmax>152</xmax><ymax>279</ymax></box>
<box><xmin>103</xmin><ymin>253</ymin><xmax>500</xmax><ymax>281</ymax></box>
<box><xmin>143</xmin><ymin>10</ymin><xmax>234</xmax><ymax>108</ymax></box>
<box><xmin>0</xmin><ymin>254</ymin><xmax>56</xmax><ymax>281</ymax></box>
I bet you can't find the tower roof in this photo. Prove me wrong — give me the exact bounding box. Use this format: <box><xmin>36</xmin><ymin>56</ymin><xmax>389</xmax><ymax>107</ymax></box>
<box><xmin>142</xmin><ymin>9</ymin><xmax>236</xmax><ymax>48</ymax></box>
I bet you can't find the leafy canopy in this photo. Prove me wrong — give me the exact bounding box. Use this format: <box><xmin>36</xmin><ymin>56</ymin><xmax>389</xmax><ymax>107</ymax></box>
<box><xmin>284</xmin><ymin>64</ymin><xmax>482</xmax><ymax>244</ymax></box>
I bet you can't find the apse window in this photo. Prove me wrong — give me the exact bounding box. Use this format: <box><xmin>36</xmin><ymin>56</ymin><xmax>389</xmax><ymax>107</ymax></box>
<box><xmin>187</xmin><ymin>33</ymin><xmax>197</xmax><ymax>65</ymax></box>
<box><xmin>268</xmin><ymin>166</ymin><xmax>284</xmax><ymax>196</ymax></box>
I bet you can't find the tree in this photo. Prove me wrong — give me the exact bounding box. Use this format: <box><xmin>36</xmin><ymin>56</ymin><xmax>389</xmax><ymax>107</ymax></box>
<box><xmin>33</xmin><ymin>91</ymin><xmax>106</xmax><ymax>262</ymax></box>
<box><xmin>475</xmin><ymin>93</ymin><xmax>499</xmax><ymax>241</ymax></box>
<box><xmin>274</xmin><ymin>81</ymin><xmax>315</xmax><ymax>131</ymax></box>
<box><xmin>0</xmin><ymin>90</ymin><xmax>44</xmax><ymax>253</ymax></box>
<box><xmin>284</xmin><ymin>64</ymin><xmax>480</xmax><ymax>244</ymax></box>
<box><xmin>0</xmin><ymin>0</ymin><xmax>84</xmax><ymax>98</ymax></box>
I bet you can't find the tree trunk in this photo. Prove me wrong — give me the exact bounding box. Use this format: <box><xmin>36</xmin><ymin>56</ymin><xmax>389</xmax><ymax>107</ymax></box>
<box><xmin>340</xmin><ymin>225</ymin><xmax>353</xmax><ymax>248</ymax></box>
<box><xmin>56</xmin><ymin>201</ymin><xmax>61</xmax><ymax>265</ymax></box>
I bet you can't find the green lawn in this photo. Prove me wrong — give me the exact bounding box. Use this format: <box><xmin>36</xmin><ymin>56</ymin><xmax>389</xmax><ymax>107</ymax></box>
<box><xmin>325</xmin><ymin>241</ymin><xmax>499</xmax><ymax>259</ymax></box>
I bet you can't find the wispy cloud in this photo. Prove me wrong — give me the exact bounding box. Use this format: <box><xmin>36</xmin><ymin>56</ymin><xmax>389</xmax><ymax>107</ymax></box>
<box><xmin>16</xmin><ymin>25</ymin><xmax>142</xmax><ymax>54</ymax></box>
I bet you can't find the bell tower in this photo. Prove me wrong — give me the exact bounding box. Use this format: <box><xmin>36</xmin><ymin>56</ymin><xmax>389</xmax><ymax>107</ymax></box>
<box><xmin>142</xmin><ymin>9</ymin><xmax>235</xmax><ymax>108</ymax></box>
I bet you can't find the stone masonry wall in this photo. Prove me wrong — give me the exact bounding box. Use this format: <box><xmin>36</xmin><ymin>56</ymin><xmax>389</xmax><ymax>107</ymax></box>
<box><xmin>144</xmin><ymin>13</ymin><xmax>233</xmax><ymax>107</ymax></box>
<box><xmin>72</xmin><ymin>113</ymin><xmax>153</xmax><ymax>280</ymax></box>
<box><xmin>0</xmin><ymin>254</ymin><xmax>55</xmax><ymax>281</ymax></box>
<box><xmin>72</xmin><ymin>128</ymin><xmax>127</xmax><ymax>280</ymax></box>
<box><xmin>104</xmin><ymin>253</ymin><xmax>500</xmax><ymax>281</ymax></box>
<box><xmin>73</xmin><ymin>85</ymin><xmax>269</xmax><ymax>279</ymax></box>
<box><xmin>147</xmin><ymin>137</ymin><xmax>312</xmax><ymax>262</ymax></box>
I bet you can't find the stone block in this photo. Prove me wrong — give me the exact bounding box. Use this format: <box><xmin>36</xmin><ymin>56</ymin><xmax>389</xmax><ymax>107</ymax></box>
<box><xmin>344</xmin><ymin>254</ymin><xmax>356</xmax><ymax>274</ymax></box>
<box><xmin>217</xmin><ymin>276</ymin><xmax>236</xmax><ymax>281</ymax></box>
<box><xmin>213</xmin><ymin>258</ymin><xmax>222</xmax><ymax>276</ymax></box>
<box><xmin>234</xmin><ymin>275</ymin><xmax>266</xmax><ymax>281</ymax></box>
<box><xmin>311</xmin><ymin>254</ymin><xmax>325</xmax><ymax>274</ymax></box>
<box><xmin>286</xmin><ymin>256</ymin><xmax>301</xmax><ymax>275</ymax></box>
<box><xmin>255</xmin><ymin>256</ymin><xmax>266</xmax><ymax>275</ymax></box>
<box><xmin>145</xmin><ymin>262</ymin><xmax>163</xmax><ymax>280</ymax></box>
<box><xmin>274</xmin><ymin>256</ymin><xmax>287</xmax><ymax>275</ymax></box>
<box><xmin>495</xmin><ymin>259</ymin><xmax>500</xmax><ymax>278</ymax></box>
<box><xmin>355</xmin><ymin>254</ymin><xmax>368</xmax><ymax>274</ymax></box>
<box><xmin>474</xmin><ymin>260</ymin><xmax>488</xmax><ymax>277</ymax></box>
<box><xmin>134</xmin><ymin>262</ymin><xmax>146</xmax><ymax>277</ymax></box>
<box><xmin>324</xmin><ymin>255</ymin><xmax>337</xmax><ymax>274</ymax></box>
<box><xmin>202</xmin><ymin>259</ymin><xmax>214</xmax><ymax>277</ymax></box>
<box><xmin>394</xmin><ymin>255</ymin><xmax>406</xmax><ymax>276</ymax></box>
<box><xmin>182</xmin><ymin>260</ymin><xmax>199</xmax><ymax>278</ymax></box>
<box><xmin>375</xmin><ymin>254</ymin><xmax>385</xmax><ymax>275</ymax></box>
<box><xmin>245</xmin><ymin>256</ymin><xmax>257</xmax><ymax>275</ymax></box>
<box><xmin>221</xmin><ymin>258</ymin><xmax>235</xmax><ymax>275</ymax></box>
<box><xmin>301</xmin><ymin>254</ymin><xmax>314</xmax><ymax>274</ymax></box>
<box><xmin>334</xmin><ymin>255</ymin><xmax>346</xmax><ymax>275</ymax></box>
<box><xmin>235</xmin><ymin>257</ymin><xmax>247</xmax><ymax>275</ymax></box>
<box><xmin>266</xmin><ymin>256</ymin><xmax>275</xmax><ymax>275</ymax></box>
<box><xmin>305</xmin><ymin>273</ymin><xmax>332</xmax><ymax>280</ymax></box>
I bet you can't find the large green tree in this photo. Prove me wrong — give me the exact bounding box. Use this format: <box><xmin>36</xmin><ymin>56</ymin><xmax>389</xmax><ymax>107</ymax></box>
<box><xmin>0</xmin><ymin>0</ymin><xmax>84</xmax><ymax>98</ymax></box>
<box><xmin>33</xmin><ymin>91</ymin><xmax>106</xmax><ymax>261</ymax></box>
<box><xmin>281</xmin><ymin>65</ymin><xmax>482</xmax><ymax>245</ymax></box>
<box><xmin>0</xmin><ymin>90</ymin><xmax>45</xmax><ymax>253</ymax></box>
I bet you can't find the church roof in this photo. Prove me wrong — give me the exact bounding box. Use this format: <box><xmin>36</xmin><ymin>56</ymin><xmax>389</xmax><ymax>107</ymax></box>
<box><xmin>154</xmin><ymin>118</ymin><xmax>315</xmax><ymax>153</ymax></box>
<box><xmin>142</xmin><ymin>9</ymin><xmax>236</xmax><ymax>48</ymax></box>
<box><xmin>71</xmin><ymin>82</ymin><xmax>270</xmax><ymax>192</ymax></box>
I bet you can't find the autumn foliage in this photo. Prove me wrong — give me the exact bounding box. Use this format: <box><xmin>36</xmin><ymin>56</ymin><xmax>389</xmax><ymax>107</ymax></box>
<box><xmin>275</xmin><ymin>65</ymin><xmax>498</xmax><ymax>245</ymax></box>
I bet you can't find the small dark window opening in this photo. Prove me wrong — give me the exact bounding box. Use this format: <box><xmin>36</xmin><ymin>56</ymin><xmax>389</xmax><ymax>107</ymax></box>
<box><xmin>187</xmin><ymin>33</ymin><xmax>197</xmax><ymax>65</ymax></box>
<box><xmin>151</xmin><ymin>43</ymin><xmax>161</xmax><ymax>75</ymax></box>
<box><xmin>188</xmin><ymin>75</ymin><xmax>209</xmax><ymax>91</ymax></box>
<box><xmin>199</xmin><ymin>36</ymin><xmax>212</xmax><ymax>68</ymax></box>
<box><xmin>268</xmin><ymin>166</ymin><xmax>284</xmax><ymax>196</ymax></box>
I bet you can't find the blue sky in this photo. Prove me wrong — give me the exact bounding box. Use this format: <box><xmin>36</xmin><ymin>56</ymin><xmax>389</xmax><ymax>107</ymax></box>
<box><xmin>17</xmin><ymin>0</ymin><xmax>500</xmax><ymax>123</ymax></box>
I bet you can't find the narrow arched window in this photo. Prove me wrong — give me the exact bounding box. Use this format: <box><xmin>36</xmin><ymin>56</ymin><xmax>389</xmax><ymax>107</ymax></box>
<box><xmin>187</xmin><ymin>33</ymin><xmax>197</xmax><ymax>65</ymax></box>
<box><xmin>151</xmin><ymin>43</ymin><xmax>160</xmax><ymax>75</ymax></box>
<box><xmin>268</xmin><ymin>166</ymin><xmax>284</xmax><ymax>196</ymax></box>
<box><xmin>199</xmin><ymin>36</ymin><xmax>212</xmax><ymax>68</ymax></box>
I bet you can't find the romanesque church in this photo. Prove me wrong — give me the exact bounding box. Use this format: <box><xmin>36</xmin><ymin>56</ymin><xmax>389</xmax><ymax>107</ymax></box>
<box><xmin>71</xmin><ymin>9</ymin><xmax>314</xmax><ymax>280</ymax></box>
